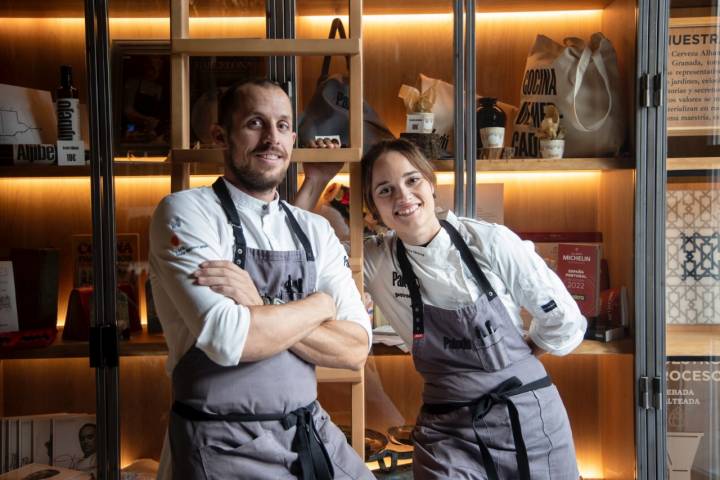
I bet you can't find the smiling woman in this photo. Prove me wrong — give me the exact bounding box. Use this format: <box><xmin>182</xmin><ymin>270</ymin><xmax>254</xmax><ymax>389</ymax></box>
<box><xmin>297</xmin><ymin>138</ymin><xmax>587</xmax><ymax>479</ymax></box>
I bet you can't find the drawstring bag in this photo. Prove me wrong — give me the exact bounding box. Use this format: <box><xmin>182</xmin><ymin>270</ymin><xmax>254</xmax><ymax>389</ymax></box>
<box><xmin>512</xmin><ymin>33</ymin><xmax>625</xmax><ymax>158</ymax></box>
<box><xmin>298</xmin><ymin>18</ymin><xmax>394</xmax><ymax>151</ymax></box>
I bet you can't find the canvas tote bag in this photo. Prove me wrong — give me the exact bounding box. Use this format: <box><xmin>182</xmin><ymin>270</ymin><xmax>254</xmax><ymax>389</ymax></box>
<box><xmin>512</xmin><ymin>33</ymin><xmax>625</xmax><ymax>158</ymax></box>
<box><xmin>298</xmin><ymin>18</ymin><xmax>394</xmax><ymax>151</ymax></box>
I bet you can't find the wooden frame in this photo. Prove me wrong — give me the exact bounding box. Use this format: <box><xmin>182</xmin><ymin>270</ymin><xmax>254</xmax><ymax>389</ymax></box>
<box><xmin>169</xmin><ymin>0</ymin><xmax>366</xmax><ymax>457</ymax></box>
<box><xmin>667</xmin><ymin>17</ymin><xmax>720</xmax><ymax>137</ymax></box>
<box><xmin>111</xmin><ymin>40</ymin><xmax>171</xmax><ymax>157</ymax></box>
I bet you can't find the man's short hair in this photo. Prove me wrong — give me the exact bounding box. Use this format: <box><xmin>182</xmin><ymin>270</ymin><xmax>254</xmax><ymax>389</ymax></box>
<box><xmin>218</xmin><ymin>78</ymin><xmax>286</xmax><ymax>131</ymax></box>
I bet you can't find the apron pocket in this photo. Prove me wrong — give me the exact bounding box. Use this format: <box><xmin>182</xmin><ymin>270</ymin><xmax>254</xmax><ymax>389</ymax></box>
<box><xmin>472</xmin><ymin>328</ymin><xmax>511</xmax><ymax>372</ymax></box>
<box><xmin>199</xmin><ymin>432</ymin><xmax>291</xmax><ymax>480</ymax></box>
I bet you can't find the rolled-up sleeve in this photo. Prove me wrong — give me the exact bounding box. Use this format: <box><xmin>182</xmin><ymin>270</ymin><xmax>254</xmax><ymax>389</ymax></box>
<box><xmin>490</xmin><ymin>226</ymin><xmax>587</xmax><ymax>356</ymax></box>
<box><xmin>149</xmin><ymin>194</ymin><xmax>251</xmax><ymax>366</ymax></box>
<box><xmin>315</xmin><ymin>221</ymin><xmax>372</xmax><ymax>350</ymax></box>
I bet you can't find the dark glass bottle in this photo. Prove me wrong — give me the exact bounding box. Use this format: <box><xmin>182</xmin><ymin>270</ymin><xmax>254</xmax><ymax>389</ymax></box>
<box><xmin>57</xmin><ymin>65</ymin><xmax>79</xmax><ymax>100</ymax></box>
<box><xmin>476</xmin><ymin>97</ymin><xmax>506</xmax><ymax>149</ymax></box>
<box><xmin>56</xmin><ymin>65</ymin><xmax>80</xmax><ymax>142</ymax></box>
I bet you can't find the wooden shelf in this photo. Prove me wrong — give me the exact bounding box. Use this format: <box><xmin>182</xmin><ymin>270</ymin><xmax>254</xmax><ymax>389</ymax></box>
<box><xmin>371</xmin><ymin>338</ymin><xmax>633</xmax><ymax>356</ymax></box>
<box><xmin>172</xmin><ymin>38</ymin><xmax>360</xmax><ymax>56</ymax></box>
<box><xmin>667</xmin><ymin>325</ymin><xmax>720</xmax><ymax>357</ymax></box>
<box><xmin>0</xmin><ymin>0</ymin><xmax>612</xmax><ymax>18</ymax></box>
<box><xmin>171</xmin><ymin>147</ymin><xmax>362</xmax><ymax>164</ymax></box>
<box><xmin>0</xmin><ymin>161</ymin><xmax>223</xmax><ymax>178</ymax></box>
<box><xmin>0</xmin><ymin>328</ymin><xmax>362</xmax><ymax>382</ymax></box>
<box><xmin>433</xmin><ymin>157</ymin><xmax>633</xmax><ymax>172</ymax></box>
<box><xmin>667</xmin><ymin>157</ymin><xmax>720</xmax><ymax>171</ymax></box>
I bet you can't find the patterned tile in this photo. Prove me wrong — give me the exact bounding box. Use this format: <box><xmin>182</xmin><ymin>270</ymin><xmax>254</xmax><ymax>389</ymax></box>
<box><xmin>666</xmin><ymin>190</ymin><xmax>720</xmax><ymax>324</ymax></box>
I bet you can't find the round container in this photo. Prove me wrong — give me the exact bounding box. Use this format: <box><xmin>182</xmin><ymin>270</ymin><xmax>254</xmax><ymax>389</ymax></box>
<box><xmin>477</xmin><ymin>97</ymin><xmax>506</xmax><ymax>148</ymax></box>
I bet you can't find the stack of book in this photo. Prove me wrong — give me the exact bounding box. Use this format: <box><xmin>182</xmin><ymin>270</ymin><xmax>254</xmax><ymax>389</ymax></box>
<box><xmin>1</xmin><ymin>413</ymin><xmax>95</xmax><ymax>477</ymax></box>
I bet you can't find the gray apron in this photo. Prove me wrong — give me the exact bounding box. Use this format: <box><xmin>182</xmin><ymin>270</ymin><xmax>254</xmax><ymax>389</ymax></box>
<box><xmin>168</xmin><ymin>178</ymin><xmax>372</xmax><ymax>480</ymax></box>
<box><xmin>396</xmin><ymin>220</ymin><xmax>579</xmax><ymax>480</ymax></box>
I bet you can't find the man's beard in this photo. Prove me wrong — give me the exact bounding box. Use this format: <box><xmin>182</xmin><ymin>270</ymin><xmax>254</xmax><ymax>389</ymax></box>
<box><xmin>227</xmin><ymin>144</ymin><xmax>287</xmax><ymax>193</ymax></box>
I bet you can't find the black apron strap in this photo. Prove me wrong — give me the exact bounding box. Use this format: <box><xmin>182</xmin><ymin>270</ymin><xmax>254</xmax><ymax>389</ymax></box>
<box><xmin>212</xmin><ymin>177</ymin><xmax>248</xmax><ymax>269</ymax></box>
<box><xmin>172</xmin><ymin>401</ymin><xmax>334</xmax><ymax>480</ymax></box>
<box><xmin>280</xmin><ymin>201</ymin><xmax>315</xmax><ymax>262</ymax></box>
<box><xmin>395</xmin><ymin>239</ymin><xmax>425</xmax><ymax>339</ymax></box>
<box><xmin>422</xmin><ymin>375</ymin><xmax>553</xmax><ymax>480</ymax></box>
<box><xmin>439</xmin><ymin>219</ymin><xmax>498</xmax><ymax>300</ymax></box>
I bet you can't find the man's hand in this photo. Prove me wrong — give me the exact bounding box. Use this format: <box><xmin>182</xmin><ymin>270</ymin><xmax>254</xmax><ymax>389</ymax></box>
<box><xmin>193</xmin><ymin>260</ymin><xmax>263</xmax><ymax>306</ymax></box>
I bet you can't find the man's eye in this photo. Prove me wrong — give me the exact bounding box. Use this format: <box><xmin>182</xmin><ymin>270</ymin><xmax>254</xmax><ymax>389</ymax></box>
<box><xmin>248</xmin><ymin>118</ymin><xmax>263</xmax><ymax>128</ymax></box>
<box><xmin>278</xmin><ymin>122</ymin><xmax>290</xmax><ymax>131</ymax></box>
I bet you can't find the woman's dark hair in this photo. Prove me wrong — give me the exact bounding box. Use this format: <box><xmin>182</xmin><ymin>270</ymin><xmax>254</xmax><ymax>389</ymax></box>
<box><xmin>361</xmin><ymin>138</ymin><xmax>436</xmax><ymax>218</ymax></box>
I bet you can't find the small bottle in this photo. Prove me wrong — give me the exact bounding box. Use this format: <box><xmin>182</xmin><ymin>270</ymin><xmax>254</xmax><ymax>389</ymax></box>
<box><xmin>56</xmin><ymin>65</ymin><xmax>80</xmax><ymax>142</ymax></box>
<box><xmin>476</xmin><ymin>97</ymin><xmax>506</xmax><ymax>149</ymax></box>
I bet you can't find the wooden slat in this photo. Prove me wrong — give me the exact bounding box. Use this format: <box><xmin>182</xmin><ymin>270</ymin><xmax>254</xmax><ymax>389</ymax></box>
<box><xmin>170</xmin><ymin>147</ymin><xmax>362</xmax><ymax>164</ymax></box>
<box><xmin>667</xmin><ymin>157</ymin><xmax>720</xmax><ymax>171</ymax></box>
<box><xmin>434</xmin><ymin>157</ymin><xmax>634</xmax><ymax>172</ymax></box>
<box><xmin>171</xmin><ymin>38</ymin><xmax>360</xmax><ymax>57</ymax></box>
<box><xmin>667</xmin><ymin>324</ymin><xmax>720</xmax><ymax>356</ymax></box>
<box><xmin>316</xmin><ymin>367</ymin><xmax>363</xmax><ymax>383</ymax></box>
<box><xmin>170</xmin><ymin>0</ymin><xmax>190</xmax><ymax>192</ymax></box>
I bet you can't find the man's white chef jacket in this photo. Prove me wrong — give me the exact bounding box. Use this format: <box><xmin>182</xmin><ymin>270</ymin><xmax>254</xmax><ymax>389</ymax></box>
<box><xmin>364</xmin><ymin>211</ymin><xmax>587</xmax><ymax>355</ymax></box>
<box><xmin>149</xmin><ymin>178</ymin><xmax>371</xmax><ymax>375</ymax></box>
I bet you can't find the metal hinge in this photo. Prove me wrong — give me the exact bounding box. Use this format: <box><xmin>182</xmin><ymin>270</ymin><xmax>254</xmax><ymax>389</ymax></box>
<box><xmin>652</xmin><ymin>376</ymin><xmax>663</xmax><ymax>410</ymax></box>
<box><xmin>640</xmin><ymin>74</ymin><xmax>652</xmax><ymax>108</ymax></box>
<box><xmin>653</xmin><ymin>73</ymin><xmax>663</xmax><ymax>107</ymax></box>
<box><xmin>639</xmin><ymin>376</ymin><xmax>651</xmax><ymax>409</ymax></box>
<box><xmin>89</xmin><ymin>325</ymin><xmax>119</xmax><ymax>368</ymax></box>
<box><xmin>639</xmin><ymin>376</ymin><xmax>663</xmax><ymax>410</ymax></box>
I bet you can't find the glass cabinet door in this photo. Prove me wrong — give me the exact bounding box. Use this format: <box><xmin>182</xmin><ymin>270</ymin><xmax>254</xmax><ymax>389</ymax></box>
<box><xmin>0</xmin><ymin>0</ymin><xmax>99</xmax><ymax>478</ymax></box>
<box><xmin>665</xmin><ymin>2</ymin><xmax>720</xmax><ymax>479</ymax></box>
<box><xmin>472</xmin><ymin>1</ymin><xmax>638</xmax><ymax>479</ymax></box>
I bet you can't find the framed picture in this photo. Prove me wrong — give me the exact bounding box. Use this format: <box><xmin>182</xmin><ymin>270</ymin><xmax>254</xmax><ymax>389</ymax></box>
<box><xmin>667</xmin><ymin>17</ymin><xmax>720</xmax><ymax>137</ymax></box>
<box><xmin>112</xmin><ymin>41</ymin><xmax>266</xmax><ymax>156</ymax></box>
<box><xmin>112</xmin><ymin>41</ymin><xmax>171</xmax><ymax>156</ymax></box>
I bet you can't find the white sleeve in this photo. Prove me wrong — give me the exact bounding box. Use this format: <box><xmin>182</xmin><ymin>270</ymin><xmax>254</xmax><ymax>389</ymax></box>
<box><xmin>315</xmin><ymin>221</ymin><xmax>372</xmax><ymax>350</ymax></box>
<box><xmin>489</xmin><ymin>226</ymin><xmax>587</xmax><ymax>356</ymax></box>
<box><xmin>149</xmin><ymin>194</ymin><xmax>251</xmax><ymax>366</ymax></box>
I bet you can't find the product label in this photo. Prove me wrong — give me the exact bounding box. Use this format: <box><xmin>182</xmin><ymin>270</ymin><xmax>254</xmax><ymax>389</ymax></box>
<box><xmin>56</xmin><ymin>97</ymin><xmax>80</xmax><ymax>141</ymax></box>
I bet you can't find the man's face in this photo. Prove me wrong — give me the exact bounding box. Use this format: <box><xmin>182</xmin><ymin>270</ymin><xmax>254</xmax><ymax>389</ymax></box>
<box><xmin>78</xmin><ymin>425</ymin><xmax>96</xmax><ymax>457</ymax></box>
<box><xmin>222</xmin><ymin>85</ymin><xmax>296</xmax><ymax>198</ymax></box>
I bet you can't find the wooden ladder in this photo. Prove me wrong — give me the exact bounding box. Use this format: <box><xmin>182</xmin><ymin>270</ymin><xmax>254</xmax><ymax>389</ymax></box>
<box><xmin>167</xmin><ymin>0</ymin><xmax>366</xmax><ymax>457</ymax></box>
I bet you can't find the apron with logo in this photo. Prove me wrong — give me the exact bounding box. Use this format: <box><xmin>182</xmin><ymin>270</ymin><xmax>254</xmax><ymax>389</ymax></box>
<box><xmin>395</xmin><ymin>220</ymin><xmax>578</xmax><ymax>480</ymax></box>
<box><xmin>168</xmin><ymin>178</ymin><xmax>371</xmax><ymax>480</ymax></box>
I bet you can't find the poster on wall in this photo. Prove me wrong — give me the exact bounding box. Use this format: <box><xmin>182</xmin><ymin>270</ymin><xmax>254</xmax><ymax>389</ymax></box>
<box><xmin>667</xmin><ymin>18</ymin><xmax>720</xmax><ymax>137</ymax></box>
<box><xmin>666</xmin><ymin>357</ymin><xmax>720</xmax><ymax>480</ymax></box>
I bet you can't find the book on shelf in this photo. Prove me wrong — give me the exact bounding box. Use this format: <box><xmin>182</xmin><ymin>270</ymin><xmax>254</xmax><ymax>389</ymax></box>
<box><xmin>70</xmin><ymin>234</ymin><xmax>141</xmax><ymax>334</ymax></box>
<box><xmin>518</xmin><ymin>232</ymin><xmax>602</xmax><ymax>273</ymax></box>
<box><xmin>556</xmin><ymin>243</ymin><xmax>603</xmax><ymax>318</ymax></box>
<box><xmin>0</xmin><ymin>463</ymin><xmax>91</xmax><ymax>479</ymax></box>
<box><xmin>584</xmin><ymin>287</ymin><xmax>629</xmax><ymax>342</ymax></box>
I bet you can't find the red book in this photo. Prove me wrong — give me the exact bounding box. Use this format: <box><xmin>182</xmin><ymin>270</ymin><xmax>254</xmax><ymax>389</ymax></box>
<box><xmin>557</xmin><ymin>244</ymin><xmax>602</xmax><ymax>317</ymax></box>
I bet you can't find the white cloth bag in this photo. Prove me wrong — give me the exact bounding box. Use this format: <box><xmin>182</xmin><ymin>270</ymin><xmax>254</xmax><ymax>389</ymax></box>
<box><xmin>512</xmin><ymin>33</ymin><xmax>625</xmax><ymax>158</ymax></box>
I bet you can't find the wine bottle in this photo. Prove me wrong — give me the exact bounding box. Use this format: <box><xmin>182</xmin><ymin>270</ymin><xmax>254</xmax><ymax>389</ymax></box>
<box><xmin>56</xmin><ymin>65</ymin><xmax>80</xmax><ymax>142</ymax></box>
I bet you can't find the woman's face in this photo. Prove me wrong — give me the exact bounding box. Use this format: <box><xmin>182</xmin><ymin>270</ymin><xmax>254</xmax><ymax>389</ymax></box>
<box><xmin>370</xmin><ymin>151</ymin><xmax>437</xmax><ymax>242</ymax></box>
